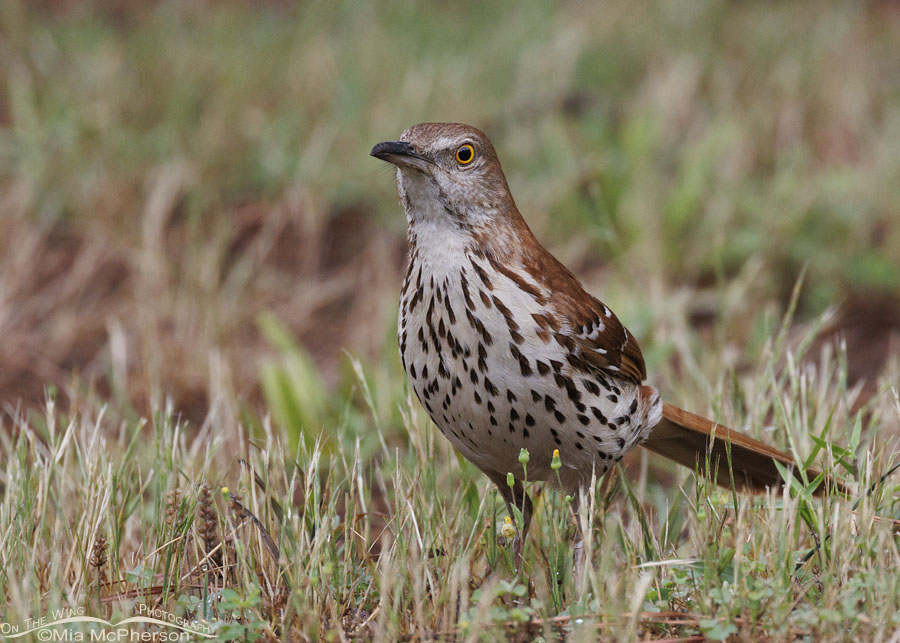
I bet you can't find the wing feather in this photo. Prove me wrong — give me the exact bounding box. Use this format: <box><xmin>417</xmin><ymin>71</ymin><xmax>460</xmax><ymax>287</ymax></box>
<box><xmin>512</xmin><ymin>248</ymin><xmax>647</xmax><ymax>384</ymax></box>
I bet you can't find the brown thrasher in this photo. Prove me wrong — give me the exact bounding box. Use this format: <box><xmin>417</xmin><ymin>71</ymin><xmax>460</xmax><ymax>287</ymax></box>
<box><xmin>371</xmin><ymin>122</ymin><xmax>832</xmax><ymax>550</ymax></box>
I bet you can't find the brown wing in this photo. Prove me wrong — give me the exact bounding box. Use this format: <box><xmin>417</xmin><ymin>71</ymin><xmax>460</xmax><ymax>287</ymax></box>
<box><xmin>560</xmin><ymin>294</ymin><xmax>647</xmax><ymax>384</ymax></box>
<box><xmin>514</xmin><ymin>242</ymin><xmax>647</xmax><ymax>385</ymax></box>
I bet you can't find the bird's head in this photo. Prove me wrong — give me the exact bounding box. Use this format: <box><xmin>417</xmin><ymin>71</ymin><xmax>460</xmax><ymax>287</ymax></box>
<box><xmin>371</xmin><ymin>123</ymin><xmax>517</xmax><ymax>232</ymax></box>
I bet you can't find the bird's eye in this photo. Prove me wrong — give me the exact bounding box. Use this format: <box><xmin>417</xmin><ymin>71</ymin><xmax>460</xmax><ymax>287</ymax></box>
<box><xmin>455</xmin><ymin>143</ymin><xmax>475</xmax><ymax>165</ymax></box>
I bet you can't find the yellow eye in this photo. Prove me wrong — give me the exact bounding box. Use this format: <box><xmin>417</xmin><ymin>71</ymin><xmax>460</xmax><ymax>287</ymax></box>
<box><xmin>455</xmin><ymin>143</ymin><xmax>475</xmax><ymax>165</ymax></box>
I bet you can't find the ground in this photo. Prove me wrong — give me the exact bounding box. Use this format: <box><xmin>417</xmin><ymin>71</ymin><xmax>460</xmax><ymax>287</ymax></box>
<box><xmin>1</xmin><ymin>1</ymin><xmax>899</xmax><ymax>640</ymax></box>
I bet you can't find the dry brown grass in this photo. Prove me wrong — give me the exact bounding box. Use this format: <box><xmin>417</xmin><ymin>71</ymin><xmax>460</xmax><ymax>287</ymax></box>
<box><xmin>1</xmin><ymin>4</ymin><xmax>900</xmax><ymax>635</ymax></box>
<box><xmin>1</xmin><ymin>2</ymin><xmax>899</xmax><ymax>432</ymax></box>
<box><xmin>0</xmin><ymin>186</ymin><xmax>402</xmax><ymax>426</ymax></box>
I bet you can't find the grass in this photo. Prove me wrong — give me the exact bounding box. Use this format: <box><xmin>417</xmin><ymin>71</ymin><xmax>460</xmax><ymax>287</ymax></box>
<box><xmin>1</xmin><ymin>0</ymin><xmax>900</xmax><ymax>640</ymax></box>
<box><xmin>1</xmin><ymin>306</ymin><xmax>899</xmax><ymax>640</ymax></box>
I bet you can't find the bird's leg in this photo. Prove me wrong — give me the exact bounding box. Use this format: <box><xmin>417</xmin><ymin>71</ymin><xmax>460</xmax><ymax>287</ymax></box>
<box><xmin>569</xmin><ymin>490</ymin><xmax>587</xmax><ymax>582</ymax></box>
<box><xmin>510</xmin><ymin>478</ymin><xmax>534</xmax><ymax>567</ymax></box>
<box><xmin>488</xmin><ymin>473</ymin><xmax>533</xmax><ymax>569</ymax></box>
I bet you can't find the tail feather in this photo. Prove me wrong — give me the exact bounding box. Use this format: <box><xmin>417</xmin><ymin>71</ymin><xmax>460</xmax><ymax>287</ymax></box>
<box><xmin>641</xmin><ymin>403</ymin><xmax>843</xmax><ymax>496</ymax></box>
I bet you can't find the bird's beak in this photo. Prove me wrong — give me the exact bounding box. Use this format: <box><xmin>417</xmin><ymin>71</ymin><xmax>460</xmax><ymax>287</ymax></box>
<box><xmin>370</xmin><ymin>141</ymin><xmax>434</xmax><ymax>174</ymax></box>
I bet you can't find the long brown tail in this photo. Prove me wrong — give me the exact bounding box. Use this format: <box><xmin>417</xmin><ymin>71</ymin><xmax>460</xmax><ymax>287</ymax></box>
<box><xmin>641</xmin><ymin>403</ymin><xmax>843</xmax><ymax>495</ymax></box>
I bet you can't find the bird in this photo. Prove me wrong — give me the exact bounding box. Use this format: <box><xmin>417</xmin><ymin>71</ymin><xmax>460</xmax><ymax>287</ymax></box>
<box><xmin>371</xmin><ymin>122</ymin><xmax>837</xmax><ymax>557</ymax></box>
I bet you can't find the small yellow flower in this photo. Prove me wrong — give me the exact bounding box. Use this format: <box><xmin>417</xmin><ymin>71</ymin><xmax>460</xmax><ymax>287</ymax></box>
<box><xmin>551</xmin><ymin>448</ymin><xmax>562</xmax><ymax>470</ymax></box>
<box><xmin>221</xmin><ymin>486</ymin><xmax>230</xmax><ymax>496</ymax></box>
<box><xmin>499</xmin><ymin>516</ymin><xmax>517</xmax><ymax>540</ymax></box>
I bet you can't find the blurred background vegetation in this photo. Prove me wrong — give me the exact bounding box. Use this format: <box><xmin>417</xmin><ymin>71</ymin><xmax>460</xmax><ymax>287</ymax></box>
<box><xmin>1</xmin><ymin>0</ymin><xmax>898</xmax><ymax>436</ymax></box>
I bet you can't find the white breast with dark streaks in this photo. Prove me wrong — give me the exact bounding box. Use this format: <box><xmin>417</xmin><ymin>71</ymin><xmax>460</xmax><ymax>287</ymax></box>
<box><xmin>398</xmin><ymin>236</ymin><xmax>654</xmax><ymax>491</ymax></box>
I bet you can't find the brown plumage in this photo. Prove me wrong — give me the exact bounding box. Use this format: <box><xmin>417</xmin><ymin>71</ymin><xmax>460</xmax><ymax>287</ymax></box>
<box><xmin>371</xmin><ymin>122</ymin><xmax>842</xmax><ymax>552</ymax></box>
<box><xmin>646</xmin><ymin>402</ymin><xmax>836</xmax><ymax>493</ymax></box>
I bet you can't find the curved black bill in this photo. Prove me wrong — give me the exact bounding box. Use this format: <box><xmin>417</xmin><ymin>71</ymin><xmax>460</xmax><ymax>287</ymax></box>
<box><xmin>370</xmin><ymin>140</ymin><xmax>433</xmax><ymax>173</ymax></box>
<box><xmin>370</xmin><ymin>141</ymin><xmax>417</xmax><ymax>160</ymax></box>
